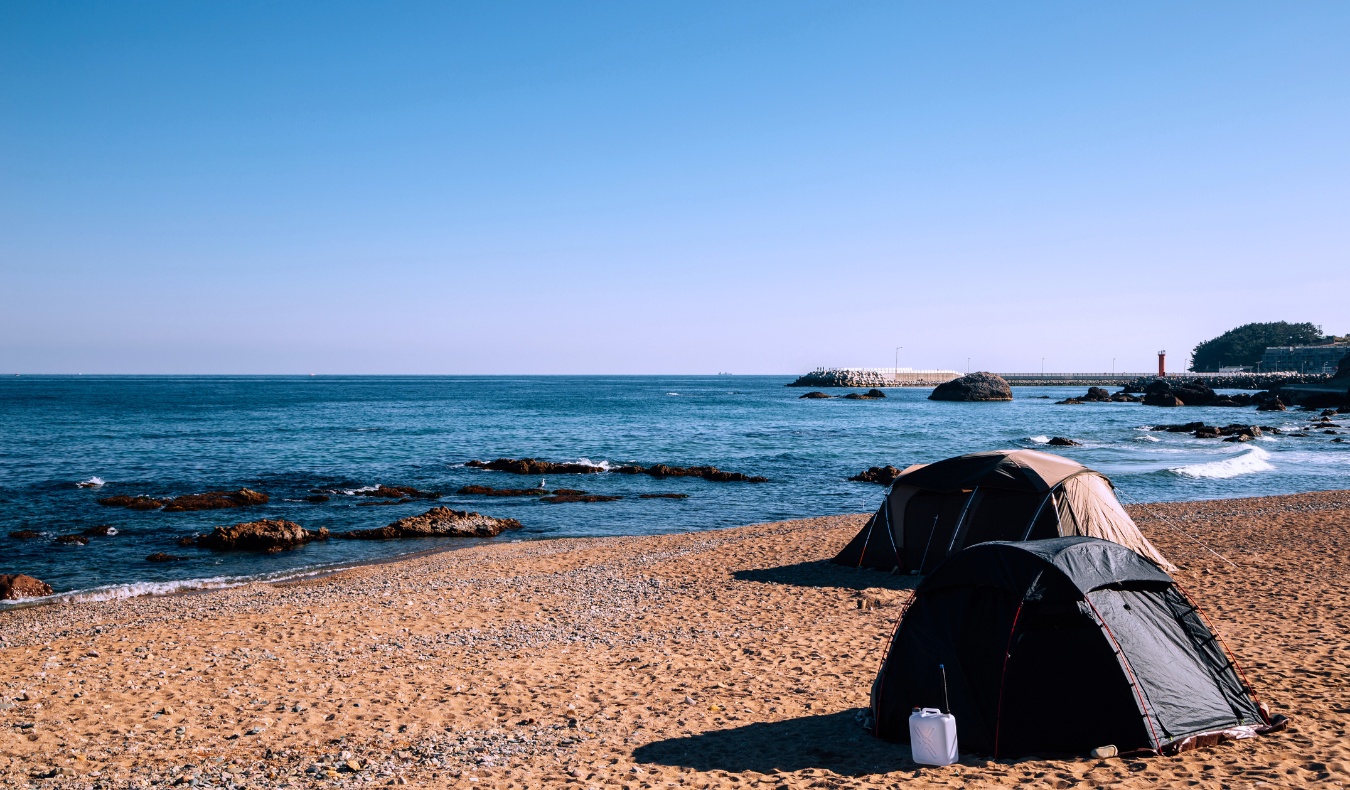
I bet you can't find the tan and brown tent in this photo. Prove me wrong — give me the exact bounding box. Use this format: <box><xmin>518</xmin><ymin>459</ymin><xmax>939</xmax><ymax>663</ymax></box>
<box><xmin>834</xmin><ymin>449</ymin><xmax>1174</xmax><ymax>573</ymax></box>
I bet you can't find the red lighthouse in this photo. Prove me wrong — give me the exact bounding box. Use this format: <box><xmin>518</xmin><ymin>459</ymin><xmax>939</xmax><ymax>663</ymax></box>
<box><xmin>1158</xmin><ymin>350</ymin><xmax>1166</xmax><ymax>378</ymax></box>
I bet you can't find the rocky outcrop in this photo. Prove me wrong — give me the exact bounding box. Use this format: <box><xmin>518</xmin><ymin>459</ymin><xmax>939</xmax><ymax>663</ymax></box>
<box><xmin>638</xmin><ymin>493</ymin><xmax>688</xmax><ymax>499</ymax></box>
<box><xmin>55</xmin><ymin>534</ymin><xmax>89</xmax><ymax>545</ymax></box>
<box><xmin>145</xmin><ymin>553</ymin><xmax>183</xmax><ymax>562</ymax></box>
<box><xmin>1142</xmin><ymin>392</ymin><xmax>1184</xmax><ymax>407</ymax></box>
<box><xmin>457</xmin><ymin>485</ymin><xmax>547</xmax><ymax>497</ymax></box>
<box><xmin>340</xmin><ymin>507</ymin><xmax>521</xmax><ymax>540</ymax></box>
<box><xmin>928</xmin><ymin>372</ymin><xmax>1013</xmax><ymax>402</ymax></box>
<box><xmin>161</xmin><ymin>488</ymin><xmax>270</xmax><ymax>512</ymax></box>
<box><xmin>352</xmin><ymin>485</ymin><xmax>440</xmax><ymax>500</ymax></box>
<box><xmin>82</xmin><ymin>525</ymin><xmax>117</xmax><ymax>536</ymax></box>
<box><xmin>843</xmin><ymin>389</ymin><xmax>887</xmax><ymax>400</ymax></box>
<box><xmin>304</xmin><ymin>494</ymin><xmax>330</xmax><ymax>503</ymax></box>
<box><xmin>1047</xmin><ymin>437</ymin><xmax>1082</xmax><ymax>446</ymax></box>
<box><xmin>1057</xmin><ymin>387</ymin><xmax>1141</xmax><ymax>404</ymax></box>
<box><xmin>8</xmin><ymin>530</ymin><xmax>41</xmax><ymax>540</ymax></box>
<box><xmin>1257</xmin><ymin>398</ymin><xmax>1287</xmax><ymax>412</ymax></box>
<box><xmin>609</xmin><ymin>464</ymin><xmax>769</xmax><ymax>483</ymax></box>
<box><xmin>466</xmin><ymin>458</ymin><xmax>604</xmax><ymax>475</ymax></box>
<box><xmin>188</xmin><ymin>519</ymin><xmax>327</xmax><ymax>553</ymax></box>
<box><xmin>540</xmin><ymin>492</ymin><xmax>622</xmax><ymax>503</ymax></box>
<box><xmin>798</xmin><ymin>392</ymin><xmax>832</xmax><ymax>399</ymax></box>
<box><xmin>1156</xmin><ymin>423</ymin><xmax>1272</xmax><ymax>439</ymax></box>
<box><xmin>98</xmin><ymin>495</ymin><xmax>167</xmax><ymax>510</ymax></box>
<box><xmin>849</xmin><ymin>466</ymin><xmax>903</xmax><ymax>485</ymax></box>
<box><xmin>0</xmin><ymin>574</ymin><xmax>53</xmax><ymax>600</ymax></box>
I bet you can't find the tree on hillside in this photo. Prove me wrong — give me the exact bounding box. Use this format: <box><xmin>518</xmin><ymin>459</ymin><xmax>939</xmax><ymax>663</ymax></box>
<box><xmin>1189</xmin><ymin>322</ymin><xmax>1324</xmax><ymax>372</ymax></box>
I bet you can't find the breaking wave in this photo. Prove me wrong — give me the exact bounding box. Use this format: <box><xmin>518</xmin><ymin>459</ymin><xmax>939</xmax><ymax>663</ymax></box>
<box><xmin>1027</xmin><ymin>435</ymin><xmax>1050</xmax><ymax>445</ymax></box>
<box><xmin>1133</xmin><ymin>435</ymin><xmax>1161</xmax><ymax>443</ymax></box>
<box><xmin>76</xmin><ymin>476</ymin><xmax>105</xmax><ymax>488</ymax></box>
<box><xmin>0</xmin><ymin>566</ymin><xmax>333</xmax><ymax>610</ymax></box>
<box><xmin>1169</xmin><ymin>446</ymin><xmax>1274</xmax><ymax>480</ymax></box>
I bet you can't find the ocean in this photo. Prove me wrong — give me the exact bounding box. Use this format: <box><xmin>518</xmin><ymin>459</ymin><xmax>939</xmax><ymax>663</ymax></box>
<box><xmin>1</xmin><ymin>375</ymin><xmax>1345</xmax><ymax>604</ymax></box>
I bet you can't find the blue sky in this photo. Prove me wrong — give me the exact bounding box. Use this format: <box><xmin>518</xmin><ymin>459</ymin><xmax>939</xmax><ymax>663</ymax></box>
<box><xmin>2</xmin><ymin>2</ymin><xmax>1347</xmax><ymax>374</ymax></box>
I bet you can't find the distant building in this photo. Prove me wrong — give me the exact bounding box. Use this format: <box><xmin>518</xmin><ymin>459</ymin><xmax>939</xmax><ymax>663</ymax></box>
<box><xmin>1258</xmin><ymin>343</ymin><xmax>1350</xmax><ymax>373</ymax></box>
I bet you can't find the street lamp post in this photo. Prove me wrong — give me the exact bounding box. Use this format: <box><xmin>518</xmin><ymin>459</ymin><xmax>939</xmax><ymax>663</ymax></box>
<box><xmin>895</xmin><ymin>347</ymin><xmax>902</xmax><ymax>379</ymax></box>
<box><xmin>1041</xmin><ymin>358</ymin><xmax>1045</xmax><ymax>376</ymax></box>
<box><xmin>1112</xmin><ymin>358</ymin><xmax>1116</xmax><ymax>376</ymax></box>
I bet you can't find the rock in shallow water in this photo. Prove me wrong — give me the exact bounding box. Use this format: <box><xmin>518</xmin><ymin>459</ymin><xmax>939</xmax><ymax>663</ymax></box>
<box><xmin>339</xmin><ymin>507</ymin><xmax>521</xmax><ymax>540</ymax></box>
<box><xmin>928</xmin><ymin>372</ymin><xmax>1013</xmax><ymax>402</ymax></box>
<box><xmin>161</xmin><ymin>488</ymin><xmax>270</xmax><ymax>512</ymax></box>
<box><xmin>849</xmin><ymin>466</ymin><xmax>903</xmax><ymax>485</ymax></box>
<box><xmin>187</xmin><ymin>519</ymin><xmax>327</xmax><ymax>552</ymax></box>
<box><xmin>0</xmin><ymin>574</ymin><xmax>53</xmax><ymax>600</ymax></box>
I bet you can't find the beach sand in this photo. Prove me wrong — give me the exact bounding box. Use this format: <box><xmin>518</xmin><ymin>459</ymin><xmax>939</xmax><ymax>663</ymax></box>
<box><xmin>2</xmin><ymin>490</ymin><xmax>1348</xmax><ymax>788</ymax></box>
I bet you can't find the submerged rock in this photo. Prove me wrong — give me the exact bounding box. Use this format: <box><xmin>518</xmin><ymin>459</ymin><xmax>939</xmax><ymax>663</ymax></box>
<box><xmin>798</xmin><ymin>391</ymin><xmax>833</xmax><ymax>399</ymax></box>
<box><xmin>928</xmin><ymin>372</ymin><xmax>1013</xmax><ymax>402</ymax></box>
<box><xmin>55</xmin><ymin>534</ymin><xmax>90</xmax><ymax>546</ymax></box>
<box><xmin>340</xmin><ymin>507</ymin><xmax>521</xmax><ymax>540</ymax></box>
<box><xmin>849</xmin><ymin>466</ymin><xmax>904</xmax><ymax>485</ymax></box>
<box><xmin>457</xmin><ymin>485</ymin><xmax>548</xmax><ymax>497</ymax></box>
<box><xmin>161</xmin><ymin>488</ymin><xmax>270</xmax><ymax>512</ymax></box>
<box><xmin>8</xmin><ymin>530</ymin><xmax>41</xmax><ymax>540</ymax></box>
<box><xmin>466</xmin><ymin>458</ymin><xmax>605</xmax><ymax>475</ymax></box>
<box><xmin>0</xmin><ymin>574</ymin><xmax>53</xmax><ymax>600</ymax></box>
<box><xmin>81</xmin><ymin>525</ymin><xmax>118</xmax><ymax>537</ymax></box>
<box><xmin>638</xmin><ymin>493</ymin><xmax>688</xmax><ymax>499</ymax></box>
<box><xmin>609</xmin><ymin>464</ymin><xmax>768</xmax><ymax>483</ymax></box>
<box><xmin>188</xmin><ymin>519</ymin><xmax>327</xmax><ymax>553</ymax></box>
<box><xmin>843</xmin><ymin>389</ymin><xmax>887</xmax><ymax>400</ymax></box>
<box><xmin>1047</xmin><ymin>437</ymin><xmax>1082</xmax><ymax>446</ymax></box>
<box><xmin>97</xmin><ymin>495</ymin><xmax>167</xmax><ymax>510</ymax></box>
<box><xmin>540</xmin><ymin>492</ymin><xmax>622</xmax><ymax>503</ymax></box>
<box><xmin>304</xmin><ymin>494</ymin><xmax>330</xmax><ymax>503</ymax></box>
<box><xmin>352</xmin><ymin>485</ymin><xmax>440</xmax><ymax>500</ymax></box>
<box><xmin>145</xmin><ymin>553</ymin><xmax>184</xmax><ymax>562</ymax></box>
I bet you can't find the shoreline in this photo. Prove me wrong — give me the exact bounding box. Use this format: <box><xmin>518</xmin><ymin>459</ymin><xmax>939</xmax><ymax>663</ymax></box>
<box><xmin>1</xmin><ymin>490</ymin><xmax>1347</xmax><ymax>788</ymax></box>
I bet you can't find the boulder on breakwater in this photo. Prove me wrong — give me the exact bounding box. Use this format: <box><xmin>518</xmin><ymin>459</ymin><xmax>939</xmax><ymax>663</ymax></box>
<box><xmin>186</xmin><ymin>519</ymin><xmax>327</xmax><ymax>553</ymax></box>
<box><xmin>0</xmin><ymin>574</ymin><xmax>53</xmax><ymax>600</ymax></box>
<box><xmin>788</xmin><ymin>370</ymin><xmax>892</xmax><ymax>388</ymax></box>
<box><xmin>928</xmin><ymin>372</ymin><xmax>1013</xmax><ymax>402</ymax></box>
<box><xmin>340</xmin><ymin>507</ymin><xmax>521</xmax><ymax>540</ymax></box>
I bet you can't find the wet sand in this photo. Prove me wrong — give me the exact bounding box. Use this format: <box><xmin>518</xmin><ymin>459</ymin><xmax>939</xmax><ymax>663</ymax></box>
<box><xmin>1</xmin><ymin>490</ymin><xmax>1347</xmax><ymax>788</ymax></box>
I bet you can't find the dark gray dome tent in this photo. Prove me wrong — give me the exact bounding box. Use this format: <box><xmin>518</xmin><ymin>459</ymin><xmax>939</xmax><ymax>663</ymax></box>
<box><xmin>835</xmin><ymin>449</ymin><xmax>1174</xmax><ymax>573</ymax></box>
<box><xmin>872</xmin><ymin>538</ymin><xmax>1286</xmax><ymax>757</ymax></box>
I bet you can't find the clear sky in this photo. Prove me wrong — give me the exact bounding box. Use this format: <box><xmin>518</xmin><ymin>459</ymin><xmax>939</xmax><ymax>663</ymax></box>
<box><xmin>2</xmin><ymin>2</ymin><xmax>1347</xmax><ymax>374</ymax></box>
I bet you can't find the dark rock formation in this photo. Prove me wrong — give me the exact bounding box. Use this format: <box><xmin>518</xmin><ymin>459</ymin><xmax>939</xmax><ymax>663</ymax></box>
<box><xmin>55</xmin><ymin>534</ymin><xmax>89</xmax><ymax>545</ymax></box>
<box><xmin>1142</xmin><ymin>392</ymin><xmax>1185</xmax><ymax>407</ymax></box>
<box><xmin>1057</xmin><ymin>387</ymin><xmax>1142</xmax><ymax>405</ymax></box>
<box><xmin>843</xmin><ymin>389</ymin><xmax>887</xmax><ymax>400</ymax></box>
<box><xmin>8</xmin><ymin>530</ymin><xmax>41</xmax><ymax>540</ymax></box>
<box><xmin>638</xmin><ymin>493</ymin><xmax>688</xmax><ymax>499</ymax></box>
<box><xmin>1257</xmin><ymin>398</ymin><xmax>1287</xmax><ymax>412</ymax></box>
<box><xmin>82</xmin><ymin>525</ymin><xmax>118</xmax><ymax>537</ymax></box>
<box><xmin>188</xmin><ymin>519</ymin><xmax>327</xmax><ymax>553</ymax></box>
<box><xmin>540</xmin><ymin>493</ymin><xmax>623</xmax><ymax>503</ymax></box>
<box><xmin>0</xmin><ymin>574</ymin><xmax>53</xmax><ymax>600</ymax></box>
<box><xmin>340</xmin><ymin>507</ymin><xmax>522</xmax><ymax>540</ymax></box>
<box><xmin>145</xmin><ymin>553</ymin><xmax>184</xmax><ymax>562</ymax></box>
<box><xmin>798</xmin><ymin>392</ymin><xmax>832</xmax><ymax>399</ymax></box>
<box><xmin>161</xmin><ymin>489</ymin><xmax>269</xmax><ymax>512</ymax></box>
<box><xmin>1047</xmin><ymin>437</ymin><xmax>1082</xmax><ymax>447</ymax></box>
<box><xmin>609</xmin><ymin>464</ymin><xmax>768</xmax><ymax>483</ymax></box>
<box><xmin>466</xmin><ymin>458</ymin><xmax>604</xmax><ymax>475</ymax></box>
<box><xmin>849</xmin><ymin>466</ymin><xmax>904</xmax><ymax>485</ymax></box>
<box><xmin>1155</xmin><ymin>422</ymin><xmax>1208</xmax><ymax>433</ymax></box>
<box><xmin>98</xmin><ymin>495</ymin><xmax>167</xmax><ymax>510</ymax></box>
<box><xmin>928</xmin><ymin>372</ymin><xmax>1013</xmax><ymax>402</ymax></box>
<box><xmin>351</xmin><ymin>485</ymin><xmax>440</xmax><ymax>500</ymax></box>
<box><xmin>304</xmin><ymin>494</ymin><xmax>330</xmax><ymax>503</ymax></box>
<box><xmin>457</xmin><ymin>485</ymin><xmax>548</xmax><ymax>497</ymax></box>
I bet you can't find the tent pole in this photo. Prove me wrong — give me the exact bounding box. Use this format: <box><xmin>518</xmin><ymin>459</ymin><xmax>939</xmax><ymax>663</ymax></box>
<box><xmin>945</xmin><ymin>486</ymin><xmax>980</xmax><ymax>557</ymax></box>
<box><xmin>916</xmin><ymin>514</ymin><xmax>941</xmax><ymax>574</ymax></box>
<box><xmin>1020</xmin><ymin>487</ymin><xmax>1056</xmax><ymax>541</ymax></box>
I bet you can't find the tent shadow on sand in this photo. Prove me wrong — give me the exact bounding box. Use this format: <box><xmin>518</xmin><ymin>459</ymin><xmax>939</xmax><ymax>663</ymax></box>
<box><xmin>632</xmin><ymin>710</ymin><xmax>921</xmax><ymax>776</ymax></box>
<box><xmin>732</xmin><ymin>560</ymin><xmax>921</xmax><ymax>592</ymax></box>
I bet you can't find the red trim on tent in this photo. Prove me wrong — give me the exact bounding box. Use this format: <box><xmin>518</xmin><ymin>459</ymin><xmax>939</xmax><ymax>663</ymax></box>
<box><xmin>992</xmin><ymin>599</ymin><xmax>1026</xmax><ymax>759</ymax></box>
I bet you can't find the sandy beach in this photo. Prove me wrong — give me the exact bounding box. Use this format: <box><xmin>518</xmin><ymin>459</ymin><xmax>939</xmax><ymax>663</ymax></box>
<box><xmin>2</xmin><ymin>490</ymin><xmax>1348</xmax><ymax>789</ymax></box>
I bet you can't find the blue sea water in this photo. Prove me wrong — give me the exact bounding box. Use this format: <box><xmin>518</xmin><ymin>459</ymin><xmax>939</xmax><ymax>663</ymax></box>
<box><xmin>1</xmin><ymin>375</ymin><xmax>1346</xmax><ymax>602</ymax></box>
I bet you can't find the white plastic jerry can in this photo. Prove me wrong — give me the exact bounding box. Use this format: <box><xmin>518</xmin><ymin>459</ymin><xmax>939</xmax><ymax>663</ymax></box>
<box><xmin>909</xmin><ymin>707</ymin><xmax>959</xmax><ymax>766</ymax></box>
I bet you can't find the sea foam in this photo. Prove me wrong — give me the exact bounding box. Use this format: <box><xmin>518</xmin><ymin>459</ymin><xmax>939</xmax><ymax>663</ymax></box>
<box><xmin>1170</xmin><ymin>446</ymin><xmax>1274</xmax><ymax>480</ymax></box>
